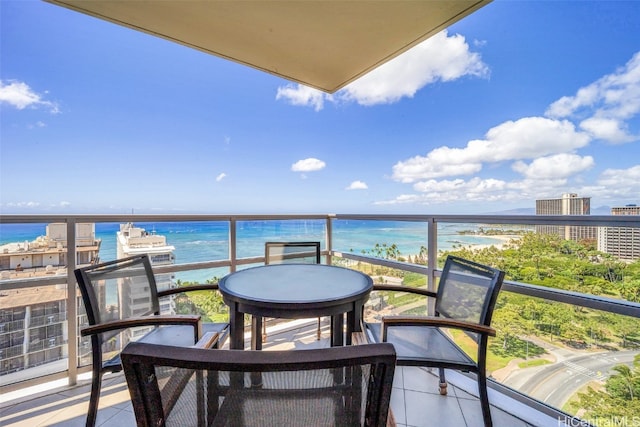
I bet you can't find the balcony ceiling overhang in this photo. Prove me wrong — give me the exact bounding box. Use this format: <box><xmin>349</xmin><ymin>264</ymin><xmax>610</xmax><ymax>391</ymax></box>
<box><xmin>44</xmin><ymin>0</ymin><xmax>491</xmax><ymax>93</ymax></box>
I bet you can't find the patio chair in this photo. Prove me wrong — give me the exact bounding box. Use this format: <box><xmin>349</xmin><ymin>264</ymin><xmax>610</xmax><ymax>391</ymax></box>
<box><xmin>262</xmin><ymin>241</ymin><xmax>322</xmax><ymax>341</ymax></box>
<box><xmin>121</xmin><ymin>341</ymin><xmax>396</xmax><ymax>427</ymax></box>
<box><xmin>75</xmin><ymin>254</ymin><xmax>229</xmax><ymax>427</ymax></box>
<box><xmin>363</xmin><ymin>255</ymin><xmax>505</xmax><ymax>427</ymax></box>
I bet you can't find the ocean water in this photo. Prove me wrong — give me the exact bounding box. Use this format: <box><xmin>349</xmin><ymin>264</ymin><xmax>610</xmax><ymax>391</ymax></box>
<box><xmin>0</xmin><ymin>220</ymin><xmax>504</xmax><ymax>283</ymax></box>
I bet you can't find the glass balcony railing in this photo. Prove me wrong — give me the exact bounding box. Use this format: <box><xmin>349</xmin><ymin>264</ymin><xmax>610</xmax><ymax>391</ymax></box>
<box><xmin>1</xmin><ymin>213</ymin><xmax>638</xmax><ymax>425</ymax></box>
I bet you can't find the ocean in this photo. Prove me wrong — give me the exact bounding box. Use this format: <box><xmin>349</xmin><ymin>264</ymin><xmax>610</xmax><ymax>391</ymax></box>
<box><xmin>0</xmin><ymin>220</ymin><xmax>503</xmax><ymax>283</ymax></box>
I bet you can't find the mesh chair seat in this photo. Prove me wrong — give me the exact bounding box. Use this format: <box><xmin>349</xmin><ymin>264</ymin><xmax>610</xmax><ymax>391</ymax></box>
<box><xmin>366</xmin><ymin>323</ymin><xmax>475</xmax><ymax>368</ymax></box>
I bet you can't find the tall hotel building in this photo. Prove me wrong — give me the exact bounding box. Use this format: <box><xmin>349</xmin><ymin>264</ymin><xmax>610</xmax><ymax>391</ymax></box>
<box><xmin>597</xmin><ymin>204</ymin><xmax>640</xmax><ymax>261</ymax></box>
<box><xmin>535</xmin><ymin>193</ymin><xmax>597</xmax><ymax>242</ymax></box>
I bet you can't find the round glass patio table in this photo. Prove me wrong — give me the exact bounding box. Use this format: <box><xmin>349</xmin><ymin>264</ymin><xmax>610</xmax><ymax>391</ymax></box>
<box><xmin>218</xmin><ymin>264</ymin><xmax>373</xmax><ymax>350</ymax></box>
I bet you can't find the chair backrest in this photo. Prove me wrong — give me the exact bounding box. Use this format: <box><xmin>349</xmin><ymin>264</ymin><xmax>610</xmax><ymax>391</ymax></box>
<box><xmin>75</xmin><ymin>255</ymin><xmax>159</xmax><ymax>340</ymax></box>
<box><xmin>122</xmin><ymin>342</ymin><xmax>396</xmax><ymax>427</ymax></box>
<box><xmin>265</xmin><ymin>241</ymin><xmax>321</xmax><ymax>264</ymax></box>
<box><xmin>435</xmin><ymin>256</ymin><xmax>505</xmax><ymax>327</ymax></box>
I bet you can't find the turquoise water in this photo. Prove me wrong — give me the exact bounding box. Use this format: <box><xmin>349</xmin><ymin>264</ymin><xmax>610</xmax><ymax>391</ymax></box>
<box><xmin>0</xmin><ymin>220</ymin><xmax>504</xmax><ymax>283</ymax></box>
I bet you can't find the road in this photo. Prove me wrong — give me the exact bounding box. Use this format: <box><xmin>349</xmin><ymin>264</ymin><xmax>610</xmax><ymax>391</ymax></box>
<box><xmin>501</xmin><ymin>350</ymin><xmax>637</xmax><ymax>407</ymax></box>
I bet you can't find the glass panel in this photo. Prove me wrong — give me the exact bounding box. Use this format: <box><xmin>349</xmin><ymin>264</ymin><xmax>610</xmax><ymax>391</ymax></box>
<box><xmin>236</xmin><ymin>219</ymin><xmax>326</xmax><ymax>258</ymax></box>
<box><xmin>362</xmin><ymin>265</ymin><xmax>429</xmax><ymax>321</ymax></box>
<box><xmin>169</xmin><ymin>270</ymin><xmax>231</xmax><ymax>325</ymax></box>
<box><xmin>439</xmin><ymin>223</ymin><xmax>640</xmax><ymax>302</ymax></box>
<box><xmin>0</xmin><ymin>284</ymin><xmax>68</xmax><ymax>385</ymax></box>
<box><xmin>332</xmin><ymin>219</ymin><xmax>427</xmax><ymax>263</ymax></box>
<box><xmin>490</xmin><ymin>295</ymin><xmax>640</xmax><ymax>424</ymax></box>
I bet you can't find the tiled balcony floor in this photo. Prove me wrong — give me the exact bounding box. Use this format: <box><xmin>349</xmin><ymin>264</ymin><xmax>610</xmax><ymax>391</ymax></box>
<box><xmin>0</xmin><ymin>319</ymin><xmax>557</xmax><ymax>427</ymax></box>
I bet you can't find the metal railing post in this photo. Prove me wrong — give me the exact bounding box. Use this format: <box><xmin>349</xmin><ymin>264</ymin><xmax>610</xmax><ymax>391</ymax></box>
<box><xmin>427</xmin><ymin>217</ymin><xmax>437</xmax><ymax>315</ymax></box>
<box><xmin>66</xmin><ymin>217</ymin><xmax>77</xmax><ymax>385</ymax></box>
<box><xmin>229</xmin><ymin>218</ymin><xmax>237</xmax><ymax>272</ymax></box>
<box><xmin>325</xmin><ymin>215</ymin><xmax>333</xmax><ymax>265</ymax></box>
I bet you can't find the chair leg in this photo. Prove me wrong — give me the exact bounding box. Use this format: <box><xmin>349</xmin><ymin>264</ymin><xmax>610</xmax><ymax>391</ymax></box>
<box><xmin>477</xmin><ymin>371</ymin><xmax>493</xmax><ymax>427</ymax></box>
<box><xmin>86</xmin><ymin>369</ymin><xmax>102</xmax><ymax>427</ymax></box>
<box><xmin>261</xmin><ymin>316</ymin><xmax>267</xmax><ymax>343</ymax></box>
<box><xmin>316</xmin><ymin>317</ymin><xmax>321</xmax><ymax>340</ymax></box>
<box><xmin>438</xmin><ymin>368</ymin><xmax>447</xmax><ymax>395</ymax></box>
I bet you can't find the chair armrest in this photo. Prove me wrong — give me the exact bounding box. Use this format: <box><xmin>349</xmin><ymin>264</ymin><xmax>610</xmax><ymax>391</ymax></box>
<box><xmin>193</xmin><ymin>331</ymin><xmax>220</xmax><ymax>349</ymax></box>
<box><xmin>373</xmin><ymin>284</ymin><xmax>435</xmax><ymax>298</ymax></box>
<box><xmin>81</xmin><ymin>314</ymin><xmax>201</xmax><ymax>337</ymax></box>
<box><xmin>381</xmin><ymin>316</ymin><xmax>496</xmax><ymax>337</ymax></box>
<box><xmin>158</xmin><ymin>283</ymin><xmax>220</xmax><ymax>298</ymax></box>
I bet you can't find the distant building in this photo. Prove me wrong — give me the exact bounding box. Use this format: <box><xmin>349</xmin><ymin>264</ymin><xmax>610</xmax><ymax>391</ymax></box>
<box><xmin>597</xmin><ymin>204</ymin><xmax>640</xmax><ymax>261</ymax></box>
<box><xmin>0</xmin><ymin>223</ymin><xmax>101</xmax><ymax>279</ymax></box>
<box><xmin>535</xmin><ymin>193</ymin><xmax>597</xmax><ymax>242</ymax></box>
<box><xmin>1</xmin><ymin>224</ymin><xmax>101</xmax><ymax>376</ymax></box>
<box><xmin>116</xmin><ymin>222</ymin><xmax>176</xmax><ymax>314</ymax></box>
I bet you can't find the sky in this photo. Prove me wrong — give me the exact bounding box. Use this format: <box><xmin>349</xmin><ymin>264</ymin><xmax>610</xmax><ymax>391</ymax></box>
<box><xmin>1</xmin><ymin>1</ymin><xmax>639</xmax><ymax>215</ymax></box>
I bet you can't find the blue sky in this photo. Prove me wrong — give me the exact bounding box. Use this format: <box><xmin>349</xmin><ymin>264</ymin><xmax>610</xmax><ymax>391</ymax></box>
<box><xmin>1</xmin><ymin>1</ymin><xmax>639</xmax><ymax>215</ymax></box>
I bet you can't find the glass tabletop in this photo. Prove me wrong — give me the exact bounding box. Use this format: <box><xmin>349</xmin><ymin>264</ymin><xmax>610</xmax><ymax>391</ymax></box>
<box><xmin>219</xmin><ymin>264</ymin><xmax>372</xmax><ymax>304</ymax></box>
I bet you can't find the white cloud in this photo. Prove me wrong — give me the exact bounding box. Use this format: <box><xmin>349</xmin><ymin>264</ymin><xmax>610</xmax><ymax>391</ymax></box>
<box><xmin>0</xmin><ymin>80</ymin><xmax>59</xmax><ymax>113</ymax></box>
<box><xmin>546</xmin><ymin>51</ymin><xmax>640</xmax><ymax>144</ymax></box>
<box><xmin>291</xmin><ymin>158</ymin><xmax>326</xmax><ymax>172</ymax></box>
<box><xmin>28</xmin><ymin>121</ymin><xmax>47</xmax><ymax>129</ymax></box>
<box><xmin>376</xmin><ymin>175</ymin><xmax>571</xmax><ymax>206</ymax></box>
<box><xmin>340</xmin><ymin>31</ymin><xmax>488</xmax><ymax>106</ymax></box>
<box><xmin>383</xmin><ymin>51</ymin><xmax>640</xmax><ymax>208</ymax></box>
<box><xmin>392</xmin><ymin>152</ymin><xmax>482</xmax><ymax>182</ymax></box>
<box><xmin>376</xmin><ymin>177</ymin><xmax>520</xmax><ymax>205</ymax></box>
<box><xmin>276</xmin><ymin>30</ymin><xmax>487</xmax><ymax>109</ymax></box>
<box><xmin>276</xmin><ymin>84</ymin><xmax>326</xmax><ymax>111</ymax></box>
<box><xmin>579</xmin><ymin>117</ymin><xmax>635</xmax><ymax>144</ymax></box>
<box><xmin>511</xmin><ymin>154</ymin><xmax>595</xmax><ymax>179</ymax></box>
<box><xmin>378</xmin><ymin>163</ymin><xmax>639</xmax><ymax>208</ymax></box>
<box><xmin>597</xmin><ymin>164</ymin><xmax>640</xmax><ymax>188</ymax></box>
<box><xmin>346</xmin><ymin>180</ymin><xmax>368</xmax><ymax>190</ymax></box>
<box><xmin>392</xmin><ymin>117</ymin><xmax>590</xmax><ymax>183</ymax></box>
<box><xmin>216</xmin><ymin>172</ymin><xmax>227</xmax><ymax>182</ymax></box>
<box><xmin>5</xmin><ymin>201</ymin><xmax>41</xmax><ymax>208</ymax></box>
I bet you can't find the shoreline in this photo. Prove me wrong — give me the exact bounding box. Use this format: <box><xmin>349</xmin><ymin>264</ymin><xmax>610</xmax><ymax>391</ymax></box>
<box><xmin>402</xmin><ymin>234</ymin><xmax>521</xmax><ymax>259</ymax></box>
<box><xmin>471</xmin><ymin>234</ymin><xmax>521</xmax><ymax>251</ymax></box>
